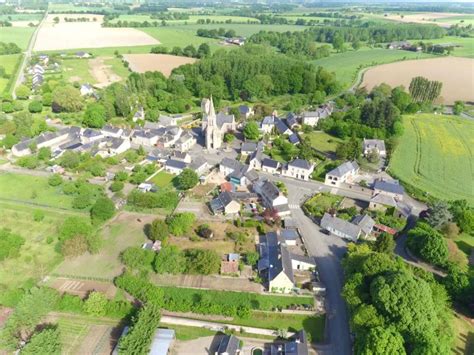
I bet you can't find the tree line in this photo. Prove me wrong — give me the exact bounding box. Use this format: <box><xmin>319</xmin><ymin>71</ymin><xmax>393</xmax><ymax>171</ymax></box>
<box><xmin>196</xmin><ymin>27</ymin><xmax>237</xmax><ymax>39</ymax></box>
<box><xmin>409</xmin><ymin>76</ymin><xmax>443</xmax><ymax>103</ymax></box>
<box><xmin>0</xmin><ymin>42</ymin><xmax>21</xmax><ymax>55</ymax></box>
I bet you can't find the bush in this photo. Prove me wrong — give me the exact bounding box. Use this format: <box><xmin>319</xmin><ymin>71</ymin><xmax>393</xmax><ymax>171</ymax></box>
<box><xmin>121</xmin><ymin>247</ymin><xmax>155</xmax><ymax>270</ymax></box>
<box><xmin>166</xmin><ymin>213</ymin><xmax>195</xmax><ymax>236</ymax></box>
<box><xmin>148</xmin><ymin>219</ymin><xmax>169</xmax><ymax>242</ymax></box>
<box><xmin>407</xmin><ymin>222</ymin><xmax>449</xmax><ymax>267</ymax></box>
<box><xmin>0</xmin><ymin>228</ymin><xmax>25</xmax><ymax>261</ymax></box>
<box><xmin>184</xmin><ymin>249</ymin><xmax>220</xmax><ymax>275</ymax></box>
<box><xmin>33</xmin><ymin>210</ymin><xmax>45</xmax><ymax>222</ymax></box>
<box><xmin>90</xmin><ymin>197</ymin><xmax>116</xmax><ymax>223</ymax></box>
<box><xmin>48</xmin><ymin>174</ymin><xmax>63</xmax><ymax>186</ymax></box>
<box><xmin>84</xmin><ymin>291</ymin><xmax>108</xmax><ymax>317</ymax></box>
<box><xmin>154</xmin><ymin>245</ymin><xmax>186</xmax><ymax>274</ymax></box>
<box><xmin>28</xmin><ymin>100</ymin><xmax>43</xmax><ymax>113</ymax></box>
<box><xmin>127</xmin><ymin>189</ymin><xmax>179</xmax><ymax>210</ymax></box>
<box><xmin>109</xmin><ymin>181</ymin><xmax>124</xmax><ymax>192</ymax></box>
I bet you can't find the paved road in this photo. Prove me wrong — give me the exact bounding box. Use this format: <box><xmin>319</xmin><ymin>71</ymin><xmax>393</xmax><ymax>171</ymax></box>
<box><xmin>12</xmin><ymin>11</ymin><xmax>47</xmax><ymax>98</ymax></box>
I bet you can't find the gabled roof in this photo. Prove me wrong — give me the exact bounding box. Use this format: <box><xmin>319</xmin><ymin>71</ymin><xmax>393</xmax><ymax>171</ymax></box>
<box><xmin>351</xmin><ymin>214</ymin><xmax>375</xmax><ymax>235</ymax></box>
<box><xmin>259</xmin><ymin>232</ymin><xmax>294</xmax><ymax>283</ymax></box>
<box><xmin>244</xmin><ymin>169</ymin><xmax>259</xmax><ymax>183</ymax></box>
<box><xmin>286</xmin><ymin>112</ymin><xmax>298</xmax><ymax>127</ymax></box>
<box><xmin>82</xmin><ymin>128</ymin><xmax>102</xmax><ymax>138</ymax></box>
<box><xmin>321</xmin><ymin>213</ymin><xmax>361</xmax><ymax>240</ymax></box>
<box><xmin>216</xmin><ymin>335</ymin><xmax>240</xmax><ymax>355</ymax></box>
<box><xmin>216</xmin><ymin>112</ymin><xmax>234</xmax><ymax>128</ymax></box>
<box><xmin>165</xmin><ymin>159</ymin><xmax>187</xmax><ymax>170</ymax></box>
<box><xmin>371</xmin><ymin>193</ymin><xmax>397</xmax><ymax>207</ymax></box>
<box><xmin>260</xmin><ymin>180</ymin><xmax>281</xmax><ymax>201</ymax></box>
<box><xmin>275</xmin><ymin>118</ymin><xmax>291</xmax><ymax>134</ymax></box>
<box><xmin>218</xmin><ymin>191</ymin><xmax>237</xmax><ymax>207</ymax></box>
<box><xmin>239</xmin><ymin>105</ymin><xmax>251</xmax><ymax>114</ymax></box>
<box><xmin>102</xmin><ymin>125</ymin><xmax>122</xmax><ymax>134</ymax></box>
<box><xmin>220</xmin><ymin>157</ymin><xmax>242</xmax><ymax>171</ymax></box>
<box><xmin>288</xmin><ymin>133</ymin><xmax>300</xmax><ymax>145</ymax></box>
<box><xmin>327</xmin><ymin>161</ymin><xmax>359</xmax><ymax>178</ymax></box>
<box><xmin>241</xmin><ymin>141</ymin><xmax>257</xmax><ymax>152</ymax></box>
<box><xmin>288</xmin><ymin>159</ymin><xmax>312</xmax><ymax>170</ymax></box>
<box><xmin>189</xmin><ymin>157</ymin><xmax>207</xmax><ymax>171</ymax></box>
<box><xmin>262</xmin><ymin>116</ymin><xmax>275</xmax><ymax>126</ymax></box>
<box><xmin>262</xmin><ymin>158</ymin><xmax>280</xmax><ymax>169</ymax></box>
<box><xmin>280</xmin><ymin>229</ymin><xmax>298</xmax><ymax>241</ymax></box>
<box><xmin>373</xmin><ymin>179</ymin><xmax>405</xmax><ymax>195</ymax></box>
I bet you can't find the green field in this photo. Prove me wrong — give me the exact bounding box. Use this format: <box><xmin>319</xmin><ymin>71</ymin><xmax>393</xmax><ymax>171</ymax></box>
<box><xmin>0</xmin><ymin>54</ymin><xmax>21</xmax><ymax>93</ymax></box>
<box><xmin>149</xmin><ymin>171</ymin><xmax>175</xmax><ymax>188</ymax></box>
<box><xmin>0</xmin><ymin>173</ymin><xmax>77</xmax><ymax>209</ymax></box>
<box><xmin>141</xmin><ymin>26</ymin><xmax>220</xmax><ymax>48</ymax></box>
<box><xmin>302</xmin><ymin>131</ymin><xmax>343</xmax><ymax>153</ymax></box>
<box><xmin>436</xmin><ymin>15</ymin><xmax>474</xmax><ymax>27</ymax></box>
<box><xmin>428</xmin><ymin>36</ymin><xmax>474</xmax><ymax>58</ymax></box>
<box><xmin>110</xmin><ymin>14</ymin><xmax>259</xmax><ymax>25</ymax></box>
<box><xmin>61</xmin><ymin>58</ymin><xmax>97</xmax><ymax>84</ymax></box>
<box><xmin>0</xmin><ymin>13</ymin><xmax>43</xmax><ymax>22</ymax></box>
<box><xmin>176</xmin><ymin>23</ymin><xmax>306</xmax><ymax>37</ymax></box>
<box><xmin>48</xmin><ymin>3</ymin><xmax>110</xmax><ymax>12</ymax></box>
<box><xmin>0</xmin><ymin>202</ymin><xmax>73</xmax><ymax>305</ymax></box>
<box><xmin>0</xmin><ymin>26</ymin><xmax>35</xmax><ymax>49</ymax></box>
<box><xmin>313</xmin><ymin>47</ymin><xmax>434</xmax><ymax>89</ymax></box>
<box><xmin>389</xmin><ymin>114</ymin><xmax>474</xmax><ymax>204</ymax></box>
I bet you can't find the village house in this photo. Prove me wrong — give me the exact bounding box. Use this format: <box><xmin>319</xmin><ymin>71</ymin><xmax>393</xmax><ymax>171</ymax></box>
<box><xmin>324</xmin><ymin>161</ymin><xmax>359</xmax><ymax>187</ymax></box>
<box><xmin>279</xmin><ymin>228</ymin><xmax>299</xmax><ymax>246</ymax></box>
<box><xmin>138</xmin><ymin>182</ymin><xmax>154</xmax><ymax>192</ymax></box>
<box><xmin>363</xmin><ymin>139</ymin><xmax>387</xmax><ymax>158</ymax></box>
<box><xmin>275</xmin><ymin>118</ymin><xmax>293</xmax><ymax>136</ymax></box>
<box><xmin>369</xmin><ymin>193</ymin><xmax>397</xmax><ymax>211</ymax></box>
<box><xmin>32</xmin><ymin>72</ymin><xmax>43</xmax><ymax>89</ymax></box>
<box><xmin>248</xmin><ymin>142</ymin><xmax>265</xmax><ymax>170</ymax></box>
<box><xmin>270</xmin><ymin>330</ymin><xmax>309</xmax><ymax>355</ymax></box>
<box><xmin>101</xmin><ymin>125</ymin><xmax>123</xmax><ymax>138</ymax></box>
<box><xmin>261</xmin><ymin>158</ymin><xmax>281</xmax><ymax>174</ymax></box>
<box><xmin>96</xmin><ymin>137</ymin><xmax>130</xmax><ymax>157</ymax></box>
<box><xmin>80</xmin><ymin>83</ymin><xmax>94</xmax><ymax>96</ymax></box>
<box><xmin>320</xmin><ymin>213</ymin><xmax>362</xmax><ymax>241</ymax></box>
<box><xmin>352</xmin><ymin>214</ymin><xmax>376</xmax><ymax>238</ymax></box>
<box><xmin>388</xmin><ymin>41</ymin><xmax>411</xmax><ymax>50</ymax></box>
<box><xmin>146</xmin><ymin>148</ymin><xmax>170</xmax><ymax>164</ymax></box>
<box><xmin>220</xmin><ymin>253</ymin><xmax>240</xmax><ymax>274</ymax></box>
<box><xmin>286</xmin><ymin>112</ymin><xmax>299</xmax><ymax>129</ymax></box>
<box><xmin>164</xmin><ymin>159</ymin><xmax>187</xmax><ymax>175</ymax></box>
<box><xmin>260</xmin><ymin>115</ymin><xmax>275</xmax><ymax>134</ymax></box>
<box><xmin>373</xmin><ymin>179</ymin><xmax>405</xmax><ymax>201</ymax></box>
<box><xmin>282</xmin><ymin>159</ymin><xmax>314</xmax><ymax>181</ymax></box>
<box><xmin>288</xmin><ymin>133</ymin><xmax>300</xmax><ymax>145</ymax></box>
<box><xmin>157</xmin><ymin>114</ymin><xmax>179</xmax><ymax>126</ymax></box>
<box><xmin>210</xmin><ymin>191</ymin><xmax>241</xmax><ymax>215</ymax></box>
<box><xmin>240</xmin><ymin>141</ymin><xmax>258</xmax><ymax>156</ymax></box>
<box><xmin>170</xmin><ymin>151</ymin><xmax>191</xmax><ymax>164</ymax></box>
<box><xmin>254</xmin><ymin>179</ymin><xmax>290</xmax><ymax>217</ymax></box>
<box><xmin>188</xmin><ymin>157</ymin><xmax>209</xmax><ymax>176</ymax></box>
<box><xmin>239</xmin><ymin>105</ymin><xmax>253</xmax><ymax>120</ymax></box>
<box><xmin>301</xmin><ymin>104</ymin><xmax>333</xmax><ymax>127</ymax></box>
<box><xmin>202</xmin><ymin>97</ymin><xmax>236</xmax><ymax>150</ymax></box>
<box><xmin>174</xmin><ymin>132</ymin><xmax>196</xmax><ymax>152</ymax></box>
<box><xmin>81</xmin><ymin>128</ymin><xmax>104</xmax><ymax>143</ymax></box>
<box><xmin>220</xmin><ymin>158</ymin><xmax>243</xmax><ymax>177</ymax></box>
<box><xmin>131</xmin><ymin>130</ymin><xmax>160</xmax><ymax>147</ymax></box>
<box><xmin>215</xmin><ymin>335</ymin><xmax>241</xmax><ymax>355</ymax></box>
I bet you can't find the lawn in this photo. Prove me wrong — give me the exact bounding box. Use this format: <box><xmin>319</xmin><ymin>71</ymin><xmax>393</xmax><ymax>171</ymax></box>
<box><xmin>452</xmin><ymin>313</ymin><xmax>474</xmax><ymax>355</ymax></box>
<box><xmin>0</xmin><ymin>172</ymin><xmax>76</xmax><ymax>209</ymax></box>
<box><xmin>160</xmin><ymin>323</ymin><xmax>217</xmax><ymax>341</ymax></box>
<box><xmin>389</xmin><ymin>114</ymin><xmax>474</xmax><ymax>204</ymax></box>
<box><xmin>61</xmin><ymin>58</ymin><xmax>97</xmax><ymax>84</ymax></box>
<box><xmin>0</xmin><ymin>53</ymin><xmax>21</xmax><ymax>93</ymax></box>
<box><xmin>313</xmin><ymin>47</ymin><xmax>434</xmax><ymax>89</ymax></box>
<box><xmin>302</xmin><ymin>131</ymin><xmax>343</xmax><ymax>154</ymax></box>
<box><xmin>149</xmin><ymin>170</ymin><xmax>175</xmax><ymax>188</ymax></box>
<box><xmin>428</xmin><ymin>36</ymin><xmax>474</xmax><ymax>58</ymax></box>
<box><xmin>53</xmin><ymin>213</ymin><xmax>153</xmax><ymax>279</ymax></box>
<box><xmin>0</xmin><ymin>202</ymin><xmax>71</xmax><ymax>305</ymax></box>
<box><xmin>303</xmin><ymin>193</ymin><xmax>343</xmax><ymax>218</ymax></box>
<box><xmin>0</xmin><ymin>26</ymin><xmax>35</xmax><ymax>49</ymax></box>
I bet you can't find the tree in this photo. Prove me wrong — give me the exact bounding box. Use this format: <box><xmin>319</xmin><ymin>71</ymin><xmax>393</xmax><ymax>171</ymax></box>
<box><xmin>391</xmin><ymin>86</ymin><xmax>412</xmax><ymax>113</ymax></box>
<box><xmin>90</xmin><ymin>197</ymin><xmax>116</xmax><ymax>223</ymax></box>
<box><xmin>243</xmin><ymin>121</ymin><xmax>260</xmax><ymax>140</ymax></box>
<box><xmin>453</xmin><ymin>100</ymin><xmax>465</xmax><ymax>115</ymax></box>
<box><xmin>52</xmin><ymin>85</ymin><xmax>83</xmax><ymax>112</ymax></box>
<box><xmin>148</xmin><ymin>219</ymin><xmax>169</xmax><ymax>242</ymax></box>
<box><xmin>197</xmin><ymin>43</ymin><xmax>211</xmax><ymax>58</ymax></box>
<box><xmin>22</xmin><ymin>327</ymin><xmax>61</xmax><ymax>355</ymax></box>
<box><xmin>37</xmin><ymin>147</ymin><xmax>51</xmax><ymax>160</ymax></box>
<box><xmin>332</xmin><ymin>33</ymin><xmax>344</xmax><ymax>52</ymax></box>
<box><xmin>166</xmin><ymin>213</ymin><xmax>195</xmax><ymax>236</ymax></box>
<box><xmin>373</xmin><ymin>233</ymin><xmax>395</xmax><ymax>254</ymax></box>
<box><xmin>109</xmin><ymin>181</ymin><xmax>124</xmax><ymax>192</ymax></box>
<box><xmin>154</xmin><ymin>245</ymin><xmax>186</xmax><ymax>274</ymax></box>
<box><xmin>352</xmin><ymin>40</ymin><xmax>361</xmax><ymax>51</ymax></box>
<box><xmin>245</xmin><ymin>251</ymin><xmax>259</xmax><ymax>266</ymax></box>
<box><xmin>441</xmin><ymin>222</ymin><xmax>459</xmax><ymax>239</ymax></box>
<box><xmin>83</xmin><ymin>103</ymin><xmax>106</xmax><ymax>128</ymax></box>
<box><xmin>28</xmin><ymin>100</ymin><xmax>43</xmax><ymax>113</ymax></box>
<box><xmin>426</xmin><ymin>201</ymin><xmax>452</xmax><ymax>229</ymax></box>
<box><xmin>223</xmin><ymin>132</ymin><xmax>235</xmax><ymax>143</ymax></box>
<box><xmin>53</xmin><ymin>16</ymin><xmax>59</xmax><ymax>24</ymax></box>
<box><xmin>48</xmin><ymin>174</ymin><xmax>63</xmax><ymax>186</ymax></box>
<box><xmin>366</xmin><ymin>148</ymin><xmax>380</xmax><ymax>163</ymax></box>
<box><xmin>407</xmin><ymin>222</ymin><xmax>449</xmax><ymax>266</ymax></box>
<box><xmin>185</xmin><ymin>249</ymin><xmax>220</xmax><ymax>275</ymax></box>
<box><xmin>357</xmin><ymin>326</ymin><xmax>406</xmax><ymax>355</ymax></box>
<box><xmin>175</xmin><ymin>168</ymin><xmax>199</xmax><ymax>190</ymax></box>
<box><xmin>121</xmin><ymin>247</ymin><xmax>155</xmax><ymax>270</ymax></box>
<box><xmin>15</xmin><ymin>84</ymin><xmax>31</xmax><ymax>99</ymax></box>
<box><xmin>84</xmin><ymin>291</ymin><xmax>108</xmax><ymax>317</ymax></box>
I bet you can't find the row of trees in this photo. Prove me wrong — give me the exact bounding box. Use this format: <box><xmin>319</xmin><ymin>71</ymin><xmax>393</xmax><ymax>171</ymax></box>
<box><xmin>150</xmin><ymin>42</ymin><xmax>211</xmax><ymax>59</ymax></box>
<box><xmin>196</xmin><ymin>28</ymin><xmax>237</xmax><ymax>39</ymax></box>
<box><xmin>409</xmin><ymin>76</ymin><xmax>443</xmax><ymax>103</ymax></box>
<box><xmin>0</xmin><ymin>41</ymin><xmax>21</xmax><ymax>55</ymax></box>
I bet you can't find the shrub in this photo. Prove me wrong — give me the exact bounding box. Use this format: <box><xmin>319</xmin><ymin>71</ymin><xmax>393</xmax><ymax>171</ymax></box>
<box><xmin>48</xmin><ymin>174</ymin><xmax>63</xmax><ymax>186</ymax></box>
<box><xmin>109</xmin><ymin>181</ymin><xmax>124</xmax><ymax>192</ymax></box>
<box><xmin>148</xmin><ymin>219</ymin><xmax>169</xmax><ymax>242</ymax></box>
<box><xmin>84</xmin><ymin>292</ymin><xmax>108</xmax><ymax>317</ymax></box>
<box><xmin>127</xmin><ymin>190</ymin><xmax>179</xmax><ymax>210</ymax></box>
<box><xmin>407</xmin><ymin>222</ymin><xmax>449</xmax><ymax>267</ymax></box>
<box><xmin>166</xmin><ymin>213</ymin><xmax>195</xmax><ymax>236</ymax></box>
<box><xmin>0</xmin><ymin>228</ymin><xmax>25</xmax><ymax>261</ymax></box>
<box><xmin>28</xmin><ymin>100</ymin><xmax>43</xmax><ymax>113</ymax></box>
<box><xmin>184</xmin><ymin>249</ymin><xmax>220</xmax><ymax>275</ymax></box>
<box><xmin>91</xmin><ymin>197</ymin><xmax>115</xmax><ymax>223</ymax></box>
<box><xmin>121</xmin><ymin>247</ymin><xmax>155</xmax><ymax>270</ymax></box>
<box><xmin>33</xmin><ymin>210</ymin><xmax>45</xmax><ymax>222</ymax></box>
<box><xmin>154</xmin><ymin>245</ymin><xmax>186</xmax><ymax>274</ymax></box>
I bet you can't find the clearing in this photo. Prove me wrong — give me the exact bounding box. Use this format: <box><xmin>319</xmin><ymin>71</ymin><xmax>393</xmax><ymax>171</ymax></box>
<box><xmin>62</xmin><ymin>56</ymin><xmax>127</xmax><ymax>87</ymax></box>
<box><xmin>361</xmin><ymin>57</ymin><xmax>474</xmax><ymax>104</ymax></box>
<box><xmin>313</xmin><ymin>47</ymin><xmax>433</xmax><ymax>89</ymax></box>
<box><xmin>34</xmin><ymin>14</ymin><xmax>159</xmax><ymax>51</ymax></box>
<box><xmin>389</xmin><ymin>114</ymin><xmax>474</xmax><ymax>204</ymax></box>
<box><xmin>89</xmin><ymin>57</ymin><xmax>124</xmax><ymax>88</ymax></box>
<box><xmin>123</xmin><ymin>53</ymin><xmax>197</xmax><ymax>77</ymax></box>
<box><xmin>149</xmin><ymin>170</ymin><xmax>175</xmax><ymax>188</ymax></box>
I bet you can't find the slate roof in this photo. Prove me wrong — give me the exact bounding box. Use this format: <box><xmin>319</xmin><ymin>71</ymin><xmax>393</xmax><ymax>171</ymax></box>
<box><xmin>327</xmin><ymin>161</ymin><xmax>359</xmax><ymax>178</ymax></box>
<box><xmin>373</xmin><ymin>179</ymin><xmax>405</xmax><ymax>195</ymax></box>
<box><xmin>165</xmin><ymin>159</ymin><xmax>187</xmax><ymax>169</ymax></box>
<box><xmin>289</xmin><ymin>159</ymin><xmax>312</xmax><ymax>170</ymax></box>
<box><xmin>352</xmin><ymin>214</ymin><xmax>375</xmax><ymax>235</ymax></box>
<box><xmin>275</xmin><ymin>118</ymin><xmax>291</xmax><ymax>135</ymax></box>
<box><xmin>259</xmin><ymin>232</ymin><xmax>294</xmax><ymax>283</ymax></box>
<box><xmin>150</xmin><ymin>329</ymin><xmax>175</xmax><ymax>355</ymax></box>
<box><xmin>216</xmin><ymin>112</ymin><xmax>234</xmax><ymax>128</ymax></box>
<box><xmin>241</xmin><ymin>141</ymin><xmax>257</xmax><ymax>153</ymax></box>
<box><xmin>220</xmin><ymin>157</ymin><xmax>242</xmax><ymax>171</ymax></box>
<box><xmin>188</xmin><ymin>157</ymin><xmax>207</xmax><ymax>171</ymax></box>
<box><xmin>289</xmin><ymin>253</ymin><xmax>316</xmax><ymax>266</ymax></box>
<box><xmin>260</xmin><ymin>180</ymin><xmax>281</xmax><ymax>201</ymax></box>
<box><xmin>288</xmin><ymin>133</ymin><xmax>300</xmax><ymax>144</ymax></box>
<box><xmin>82</xmin><ymin>128</ymin><xmax>102</xmax><ymax>138</ymax></box>
<box><xmin>216</xmin><ymin>335</ymin><xmax>240</xmax><ymax>355</ymax></box>
<box><xmin>321</xmin><ymin>213</ymin><xmax>361</xmax><ymax>240</ymax></box>
<box><xmin>102</xmin><ymin>125</ymin><xmax>122</xmax><ymax>134</ymax></box>
<box><xmin>262</xmin><ymin>116</ymin><xmax>275</xmax><ymax>126</ymax></box>
<box><xmin>280</xmin><ymin>229</ymin><xmax>299</xmax><ymax>241</ymax></box>
<box><xmin>244</xmin><ymin>169</ymin><xmax>259</xmax><ymax>183</ymax></box>
<box><xmin>104</xmin><ymin>137</ymin><xmax>125</xmax><ymax>150</ymax></box>
<box><xmin>371</xmin><ymin>193</ymin><xmax>397</xmax><ymax>207</ymax></box>
<box><xmin>286</xmin><ymin>112</ymin><xmax>298</xmax><ymax>127</ymax></box>
<box><xmin>262</xmin><ymin>158</ymin><xmax>280</xmax><ymax>169</ymax></box>
<box><xmin>239</xmin><ymin>105</ymin><xmax>251</xmax><ymax>114</ymax></box>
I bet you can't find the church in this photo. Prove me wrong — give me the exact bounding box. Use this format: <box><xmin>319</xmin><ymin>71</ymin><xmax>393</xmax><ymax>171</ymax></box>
<box><xmin>201</xmin><ymin>97</ymin><xmax>236</xmax><ymax>150</ymax></box>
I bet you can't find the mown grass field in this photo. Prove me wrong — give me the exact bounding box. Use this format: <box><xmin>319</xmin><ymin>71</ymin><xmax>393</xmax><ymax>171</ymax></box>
<box><xmin>61</xmin><ymin>58</ymin><xmax>98</xmax><ymax>84</ymax></box>
<box><xmin>0</xmin><ymin>54</ymin><xmax>21</xmax><ymax>93</ymax></box>
<box><xmin>389</xmin><ymin>114</ymin><xmax>474</xmax><ymax>204</ymax></box>
<box><xmin>0</xmin><ymin>202</ymin><xmax>73</xmax><ymax>305</ymax></box>
<box><xmin>0</xmin><ymin>26</ymin><xmax>35</xmax><ymax>49</ymax></box>
<box><xmin>313</xmin><ymin>47</ymin><xmax>434</xmax><ymax>89</ymax></box>
<box><xmin>302</xmin><ymin>131</ymin><xmax>344</xmax><ymax>153</ymax></box>
<box><xmin>149</xmin><ymin>171</ymin><xmax>175</xmax><ymax>188</ymax></box>
<box><xmin>0</xmin><ymin>173</ymin><xmax>76</xmax><ymax>209</ymax></box>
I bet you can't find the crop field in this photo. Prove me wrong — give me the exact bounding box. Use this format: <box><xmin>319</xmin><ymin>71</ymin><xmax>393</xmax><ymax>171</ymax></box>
<box><xmin>382</xmin><ymin>12</ymin><xmax>468</xmax><ymax>28</ymax></box>
<box><xmin>313</xmin><ymin>48</ymin><xmax>433</xmax><ymax>89</ymax></box>
<box><xmin>0</xmin><ymin>26</ymin><xmax>35</xmax><ymax>49</ymax></box>
<box><xmin>0</xmin><ymin>54</ymin><xmax>21</xmax><ymax>93</ymax></box>
<box><xmin>389</xmin><ymin>114</ymin><xmax>474</xmax><ymax>204</ymax></box>
<box><xmin>427</xmin><ymin>36</ymin><xmax>474</xmax><ymax>58</ymax></box>
<box><xmin>53</xmin><ymin>212</ymin><xmax>154</xmax><ymax>279</ymax></box>
<box><xmin>34</xmin><ymin>14</ymin><xmax>159</xmax><ymax>51</ymax></box>
<box><xmin>0</xmin><ymin>202</ymin><xmax>73</xmax><ymax>304</ymax></box>
<box><xmin>123</xmin><ymin>53</ymin><xmax>197</xmax><ymax>77</ymax></box>
<box><xmin>361</xmin><ymin>57</ymin><xmax>474</xmax><ymax>104</ymax></box>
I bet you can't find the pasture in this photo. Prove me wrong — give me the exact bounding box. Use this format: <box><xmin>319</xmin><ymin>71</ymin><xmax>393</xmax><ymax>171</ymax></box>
<box><xmin>0</xmin><ymin>202</ymin><xmax>73</xmax><ymax>305</ymax></box>
<box><xmin>389</xmin><ymin>114</ymin><xmax>474</xmax><ymax>204</ymax></box>
<box><xmin>34</xmin><ymin>14</ymin><xmax>159</xmax><ymax>51</ymax></box>
<box><xmin>0</xmin><ymin>54</ymin><xmax>21</xmax><ymax>93</ymax></box>
<box><xmin>62</xmin><ymin>56</ymin><xmax>127</xmax><ymax>87</ymax></box>
<box><xmin>313</xmin><ymin>47</ymin><xmax>433</xmax><ymax>89</ymax></box>
<box><xmin>0</xmin><ymin>26</ymin><xmax>35</xmax><ymax>49</ymax></box>
<box><xmin>427</xmin><ymin>36</ymin><xmax>474</xmax><ymax>58</ymax></box>
<box><xmin>360</xmin><ymin>57</ymin><xmax>474</xmax><ymax>104</ymax></box>
<box><xmin>123</xmin><ymin>53</ymin><xmax>197</xmax><ymax>77</ymax></box>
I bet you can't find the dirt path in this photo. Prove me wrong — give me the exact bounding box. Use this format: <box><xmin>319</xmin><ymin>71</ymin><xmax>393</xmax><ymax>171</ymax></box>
<box><xmin>89</xmin><ymin>57</ymin><xmax>122</xmax><ymax>88</ymax></box>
